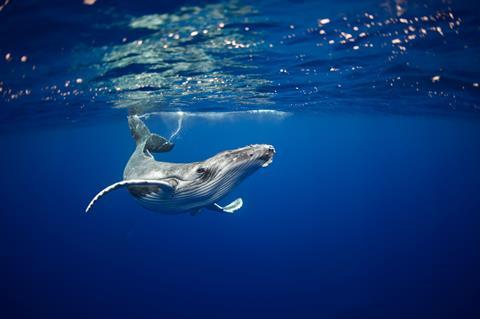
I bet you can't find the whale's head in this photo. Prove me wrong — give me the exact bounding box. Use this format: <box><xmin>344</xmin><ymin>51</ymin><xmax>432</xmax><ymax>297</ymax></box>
<box><xmin>203</xmin><ymin>143</ymin><xmax>275</xmax><ymax>176</ymax></box>
<box><xmin>175</xmin><ymin>144</ymin><xmax>276</xmax><ymax>202</ymax></box>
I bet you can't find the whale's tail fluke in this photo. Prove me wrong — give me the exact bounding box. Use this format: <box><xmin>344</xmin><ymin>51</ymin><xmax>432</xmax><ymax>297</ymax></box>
<box><xmin>128</xmin><ymin>115</ymin><xmax>174</xmax><ymax>153</ymax></box>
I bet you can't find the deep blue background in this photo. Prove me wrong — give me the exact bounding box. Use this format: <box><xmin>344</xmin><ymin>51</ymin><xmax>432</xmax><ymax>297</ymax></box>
<box><xmin>1</xmin><ymin>114</ymin><xmax>479</xmax><ymax>318</ymax></box>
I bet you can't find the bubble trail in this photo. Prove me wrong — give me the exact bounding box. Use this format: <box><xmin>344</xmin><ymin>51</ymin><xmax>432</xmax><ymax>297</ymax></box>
<box><xmin>169</xmin><ymin>111</ymin><xmax>184</xmax><ymax>142</ymax></box>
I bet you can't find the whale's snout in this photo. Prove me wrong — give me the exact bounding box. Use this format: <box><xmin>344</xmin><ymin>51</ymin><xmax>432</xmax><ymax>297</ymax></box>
<box><xmin>258</xmin><ymin>145</ymin><xmax>275</xmax><ymax>159</ymax></box>
<box><xmin>259</xmin><ymin>145</ymin><xmax>275</xmax><ymax>167</ymax></box>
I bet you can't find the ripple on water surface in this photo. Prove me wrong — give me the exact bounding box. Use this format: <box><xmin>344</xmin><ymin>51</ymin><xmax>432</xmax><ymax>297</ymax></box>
<box><xmin>0</xmin><ymin>0</ymin><xmax>479</xmax><ymax>126</ymax></box>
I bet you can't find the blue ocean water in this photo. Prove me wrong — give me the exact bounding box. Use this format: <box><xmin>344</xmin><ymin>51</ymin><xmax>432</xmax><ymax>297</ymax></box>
<box><xmin>1</xmin><ymin>0</ymin><xmax>480</xmax><ymax>318</ymax></box>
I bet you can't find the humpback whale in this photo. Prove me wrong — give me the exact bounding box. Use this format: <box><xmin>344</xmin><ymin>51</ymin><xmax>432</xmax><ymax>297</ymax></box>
<box><xmin>86</xmin><ymin>115</ymin><xmax>275</xmax><ymax>215</ymax></box>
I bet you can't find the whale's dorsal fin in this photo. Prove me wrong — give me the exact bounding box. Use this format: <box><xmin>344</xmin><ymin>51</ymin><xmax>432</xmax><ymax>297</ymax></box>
<box><xmin>85</xmin><ymin>179</ymin><xmax>175</xmax><ymax>213</ymax></box>
<box><xmin>128</xmin><ymin>115</ymin><xmax>174</xmax><ymax>154</ymax></box>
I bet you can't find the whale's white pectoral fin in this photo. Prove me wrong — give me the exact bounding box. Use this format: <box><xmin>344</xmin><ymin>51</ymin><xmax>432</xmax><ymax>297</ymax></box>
<box><xmin>85</xmin><ymin>179</ymin><xmax>175</xmax><ymax>213</ymax></box>
<box><xmin>221</xmin><ymin>198</ymin><xmax>243</xmax><ymax>213</ymax></box>
<box><xmin>208</xmin><ymin>198</ymin><xmax>243</xmax><ymax>214</ymax></box>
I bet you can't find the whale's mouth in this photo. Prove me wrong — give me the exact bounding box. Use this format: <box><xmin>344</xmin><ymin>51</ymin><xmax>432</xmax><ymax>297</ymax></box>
<box><xmin>262</xmin><ymin>157</ymin><xmax>273</xmax><ymax>168</ymax></box>
<box><xmin>260</xmin><ymin>146</ymin><xmax>275</xmax><ymax>168</ymax></box>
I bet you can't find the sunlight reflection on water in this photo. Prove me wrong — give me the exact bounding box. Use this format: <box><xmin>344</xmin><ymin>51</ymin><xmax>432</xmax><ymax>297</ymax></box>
<box><xmin>0</xmin><ymin>0</ymin><xmax>479</xmax><ymax>125</ymax></box>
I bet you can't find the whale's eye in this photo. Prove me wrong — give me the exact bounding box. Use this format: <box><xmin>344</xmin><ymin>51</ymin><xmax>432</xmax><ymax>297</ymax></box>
<box><xmin>197</xmin><ymin>167</ymin><xmax>207</xmax><ymax>174</ymax></box>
